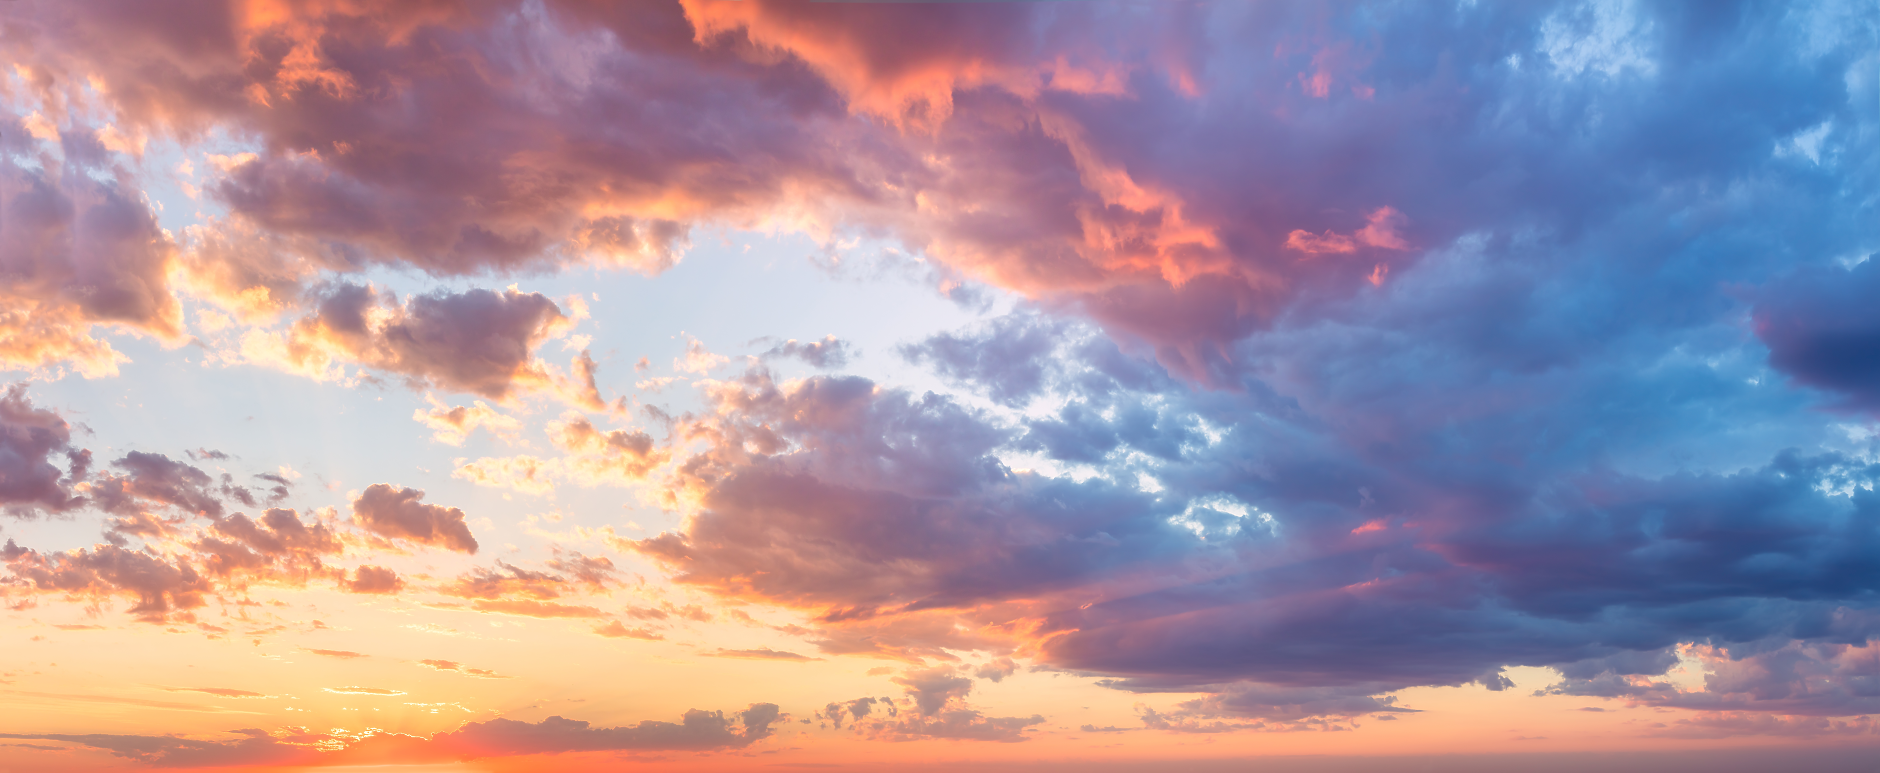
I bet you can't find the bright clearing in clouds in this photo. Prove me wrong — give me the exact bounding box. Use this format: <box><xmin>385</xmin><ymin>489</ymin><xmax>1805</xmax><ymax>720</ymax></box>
<box><xmin>0</xmin><ymin>1</ymin><xmax>1877</xmax><ymax>771</ymax></box>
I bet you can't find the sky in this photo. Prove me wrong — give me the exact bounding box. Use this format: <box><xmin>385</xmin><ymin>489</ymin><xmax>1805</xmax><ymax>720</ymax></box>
<box><xmin>0</xmin><ymin>0</ymin><xmax>1877</xmax><ymax>770</ymax></box>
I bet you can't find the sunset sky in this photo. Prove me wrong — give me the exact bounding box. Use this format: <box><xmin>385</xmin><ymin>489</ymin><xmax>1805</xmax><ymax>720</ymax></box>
<box><xmin>1</xmin><ymin>1</ymin><xmax>1877</xmax><ymax>771</ymax></box>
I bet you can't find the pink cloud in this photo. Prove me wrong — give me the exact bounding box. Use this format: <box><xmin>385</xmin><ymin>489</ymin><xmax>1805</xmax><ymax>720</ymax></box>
<box><xmin>351</xmin><ymin>483</ymin><xmax>479</xmax><ymax>554</ymax></box>
<box><xmin>1285</xmin><ymin>207</ymin><xmax>1408</xmax><ymax>255</ymax></box>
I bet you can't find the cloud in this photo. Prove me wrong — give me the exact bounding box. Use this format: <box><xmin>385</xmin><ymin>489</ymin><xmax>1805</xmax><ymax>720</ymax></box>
<box><xmin>548</xmin><ymin>413</ymin><xmax>669</xmax><ymax>484</ymax></box>
<box><xmin>454</xmin><ymin>454</ymin><xmax>559</xmax><ymax>495</ymax></box>
<box><xmin>1649</xmin><ymin>712</ymin><xmax>1879</xmax><ymax>739</ymax></box>
<box><xmin>344</xmin><ymin>565</ymin><xmax>405</xmax><ymax>595</ymax></box>
<box><xmin>708</xmin><ymin>648</ymin><xmax>821</xmax><ymax>662</ymax></box>
<box><xmin>0</xmin><ymin>384</ymin><xmax>88</xmax><ymax>515</ymax></box>
<box><xmin>439</xmin><ymin>561</ymin><xmax>567</xmax><ymax>600</ymax></box>
<box><xmin>157</xmin><ymin>687</ymin><xmax>268</xmax><ymax>699</ymax></box>
<box><xmin>2</xmin><ymin>539</ymin><xmax>210</xmax><ymax>622</ymax></box>
<box><xmin>200</xmin><ymin>508</ymin><xmax>343</xmax><ymax>577</ymax></box>
<box><xmin>171</xmin><ymin>217</ymin><xmax>338</xmax><ymax>323</ymax></box>
<box><xmin>89</xmin><ymin>452</ymin><xmax>229</xmax><ymax>526</ymax></box>
<box><xmin>0</xmin><ymin>113</ymin><xmax>180</xmax><ymax>377</ymax></box>
<box><xmin>301</xmin><ymin>649</ymin><xmax>369</xmax><ymax>659</ymax></box>
<box><xmin>0</xmin><ymin>0</ymin><xmax>1867</xmax><ymax>389</ymax></box>
<box><xmin>455</xmin><ymin>413</ymin><xmax>669</xmax><ymax>493</ymax></box>
<box><xmin>592</xmin><ymin>621</ymin><xmax>664</xmax><ymax>640</ymax></box>
<box><xmin>0</xmin><ymin>704</ymin><xmax>781</xmax><ymax>766</ymax></box>
<box><xmin>628</xmin><ymin>367</ymin><xmax>1179</xmax><ymax>621</ymax></box>
<box><xmin>973</xmin><ymin>658</ymin><xmax>1018</xmax><ymax>683</ymax></box>
<box><xmin>762</xmin><ymin>336</ymin><xmax>853</xmax><ymax>369</ymax></box>
<box><xmin>435</xmin><ymin>703</ymin><xmax>783</xmax><ymax>756</ymax></box>
<box><xmin>894</xmin><ymin>668</ymin><xmax>975</xmax><ymax>717</ymax></box>
<box><xmin>816</xmin><ymin>666</ymin><xmax>1047</xmax><ymax>743</ymax></box>
<box><xmin>351</xmin><ymin>484</ymin><xmax>479</xmax><ymax>554</ymax></box>
<box><xmin>1542</xmin><ymin>640</ymin><xmax>1880</xmax><ymax>718</ymax></box>
<box><xmin>1754</xmin><ymin>256</ymin><xmax>1880</xmax><ymax>410</ymax></box>
<box><xmin>252</xmin><ymin>284</ymin><xmax>572</xmax><ymax>400</ymax></box>
<box><xmin>861</xmin><ymin>710</ymin><xmax>1046</xmax><ymax>743</ymax></box>
<box><xmin>470</xmin><ymin>599</ymin><xmax>606</xmax><ymax>619</ymax></box>
<box><xmin>1110</xmin><ymin>681</ymin><xmax>1418</xmax><ymax>727</ymax></box>
<box><xmin>676</xmin><ymin>335</ymin><xmax>730</xmax><ymax>375</ymax></box>
<box><xmin>1283</xmin><ymin>207</ymin><xmax>1410</xmax><ymax>256</ymax></box>
<box><xmin>626</xmin><ymin>318</ymin><xmax>1880</xmax><ymax>715</ymax></box>
<box><xmin>413</xmin><ymin>396</ymin><xmax>521</xmax><ymax>446</ymax></box>
<box><xmin>322</xmin><ymin>687</ymin><xmax>406</xmax><ymax>696</ymax></box>
<box><xmin>899</xmin><ymin>313</ymin><xmax>1066</xmax><ymax>407</ymax></box>
<box><xmin>545</xmin><ymin>550</ymin><xmax>620</xmax><ymax>591</ymax></box>
<box><xmin>5</xmin><ymin>495</ymin><xmax>360</xmax><ymax>621</ymax></box>
<box><xmin>2</xmin><ymin>0</ymin><xmax>1877</xmax><ymax>735</ymax></box>
<box><xmin>417</xmin><ymin>659</ymin><xmax>509</xmax><ymax>679</ymax></box>
<box><xmin>820</xmin><ymin>696</ymin><xmax>894</xmax><ymax>729</ymax></box>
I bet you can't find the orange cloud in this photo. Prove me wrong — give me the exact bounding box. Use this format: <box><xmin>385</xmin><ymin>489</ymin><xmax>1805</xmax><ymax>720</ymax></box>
<box><xmin>1285</xmin><ymin>207</ymin><xmax>1410</xmax><ymax>255</ymax></box>
<box><xmin>470</xmin><ymin>599</ymin><xmax>606</xmax><ymax>619</ymax></box>
<box><xmin>593</xmin><ymin>620</ymin><xmax>664</xmax><ymax>640</ymax></box>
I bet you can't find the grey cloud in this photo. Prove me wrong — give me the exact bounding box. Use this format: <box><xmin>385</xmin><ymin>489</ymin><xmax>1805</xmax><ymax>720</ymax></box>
<box><xmin>351</xmin><ymin>484</ymin><xmax>479</xmax><ymax>553</ymax></box>
<box><xmin>762</xmin><ymin>336</ymin><xmax>853</xmax><ymax>369</ymax></box>
<box><xmin>0</xmin><ymin>384</ymin><xmax>87</xmax><ymax>515</ymax></box>
<box><xmin>285</xmin><ymin>284</ymin><xmax>567</xmax><ymax>400</ymax></box>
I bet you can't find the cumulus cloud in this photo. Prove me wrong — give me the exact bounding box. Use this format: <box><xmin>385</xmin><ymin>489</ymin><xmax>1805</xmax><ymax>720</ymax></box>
<box><xmin>1755</xmin><ymin>256</ymin><xmax>1880</xmax><ymax>411</ymax></box>
<box><xmin>453</xmin><ymin>454</ymin><xmax>559</xmax><ymax>495</ymax></box>
<box><xmin>439</xmin><ymin>561</ymin><xmax>568</xmax><ymax>601</ymax></box>
<box><xmin>2</xmin><ymin>0</ymin><xmax>1877</xmax><ymax>737</ymax></box>
<box><xmin>1543</xmin><ymin>640</ymin><xmax>1880</xmax><ymax>718</ymax></box>
<box><xmin>548</xmin><ymin>413</ymin><xmax>668</xmax><ymax>484</ymax></box>
<box><xmin>629</xmin><ymin>369</ymin><xmax>1178</xmax><ymax>629</ymax></box>
<box><xmin>3</xmin><ymin>491</ymin><xmax>392</xmax><ymax>619</ymax></box>
<box><xmin>2</xmin><ymin>540</ymin><xmax>209</xmax><ymax>622</ymax></box>
<box><xmin>862</xmin><ymin>710</ymin><xmax>1046</xmax><ymax>743</ymax></box>
<box><xmin>351</xmin><ymin>484</ymin><xmax>479</xmax><ymax>553</ymax></box>
<box><xmin>545</xmin><ymin>550</ymin><xmax>620</xmax><ymax>591</ymax></box>
<box><xmin>0</xmin><ymin>384</ymin><xmax>88</xmax><ymax>515</ymax></box>
<box><xmin>627</xmin><ymin>317</ymin><xmax>1880</xmax><ymax>716</ymax></box>
<box><xmin>195</xmin><ymin>507</ymin><xmax>344</xmax><ymax>581</ymax></box>
<box><xmin>899</xmin><ymin>313</ymin><xmax>1066</xmax><ymax>407</ymax></box>
<box><xmin>88</xmin><ymin>452</ymin><xmax>233</xmax><ymax>539</ymax></box>
<box><xmin>820</xmin><ymin>696</ymin><xmax>894</xmax><ymax>729</ymax></box>
<box><xmin>344</xmin><ymin>565</ymin><xmax>404</xmax><ymax>595</ymax></box>
<box><xmin>413</xmin><ymin>395</ymin><xmax>521</xmax><ymax>446</ymax></box>
<box><xmin>0</xmin><ymin>112</ymin><xmax>180</xmax><ymax>377</ymax></box>
<box><xmin>820</xmin><ymin>667</ymin><xmax>1043</xmax><ymax>743</ymax></box>
<box><xmin>455</xmin><ymin>413</ymin><xmax>669</xmax><ymax>493</ymax></box>
<box><xmin>250</xmin><ymin>284</ymin><xmax>571</xmax><ymax>400</ymax></box>
<box><xmin>0</xmin><ymin>0</ymin><xmax>1867</xmax><ymax>385</ymax></box>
